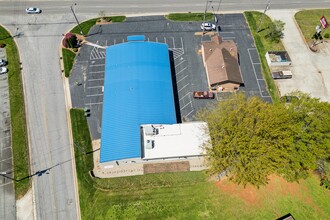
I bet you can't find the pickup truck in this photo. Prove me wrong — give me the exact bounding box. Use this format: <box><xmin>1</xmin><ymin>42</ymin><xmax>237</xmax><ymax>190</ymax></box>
<box><xmin>271</xmin><ymin>70</ymin><xmax>292</xmax><ymax>79</ymax></box>
<box><xmin>193</xmin><ymin>91</ymin><xmax>215</xmax><ymax>99</ymax></box>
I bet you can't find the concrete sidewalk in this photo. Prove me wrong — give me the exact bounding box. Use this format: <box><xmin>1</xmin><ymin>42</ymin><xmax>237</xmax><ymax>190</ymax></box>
<box><xmin>267</xmin><ymin>10</ymin><xmax>330</xmax><ymax>102</ymax></box>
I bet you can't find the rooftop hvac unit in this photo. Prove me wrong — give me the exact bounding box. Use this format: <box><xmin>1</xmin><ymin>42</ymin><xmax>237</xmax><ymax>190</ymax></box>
<box><xmin>146</xmin><ymin>140</ymin><xmax>155</xmax><ymax>149</ymax></box>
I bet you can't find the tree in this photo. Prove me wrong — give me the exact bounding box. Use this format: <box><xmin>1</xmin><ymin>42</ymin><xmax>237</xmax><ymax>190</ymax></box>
<box><xmin>197</xmin><ymin>92</ymin><xmax>330</xmax><ymax>187</ymax></box>
<box><xmin>266</xmin><ymin>20</ymin><xmax>285</xmax><ymax>43</ymax></box>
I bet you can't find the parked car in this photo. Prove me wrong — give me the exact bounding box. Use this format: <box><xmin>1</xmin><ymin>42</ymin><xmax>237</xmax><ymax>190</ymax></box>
<box><xmin>193</xmin><ymin>91</ymin><xmax>215</xmax><ymax>99</ymax></box>
<box><xmin>25</xmin><ymin>8</ymin><xmax>41</xmax><ymax>14</ymax></box>
<box><xmin>200</xmin><ymin>23</ymin><xmax>216</xmax><ymax>31</ymax></box>
<box><xmin>271</xmin><ymin>70</ymin><xmax>292</xmax><ymax>79</ymax></box>
<box><xmin>0</xmin><ymin>67</ymin><xmax>8</xmax><ymax>74</ymax></box>
<box><xmin>0</xmin><ymin>59</ymin><xmax>7</xmax><ymax>67</ymax></box>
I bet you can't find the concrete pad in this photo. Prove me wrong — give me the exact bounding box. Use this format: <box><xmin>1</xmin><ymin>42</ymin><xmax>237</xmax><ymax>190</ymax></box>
<box><xmin>16</xmin><ymin>189</ymin><xmax>34</xmax><ymax>220</ymax></box>
<box><xmin>267</xmin><ymin>10</ymin><xmax>330</xmax><ymax>102</ymax></box>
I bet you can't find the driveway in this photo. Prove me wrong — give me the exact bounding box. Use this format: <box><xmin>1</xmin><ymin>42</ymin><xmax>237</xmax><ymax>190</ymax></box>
<box><xmin>267</xmin><ymin>10</ymin><xmax>330</xmax><ymax>102</ymax></box>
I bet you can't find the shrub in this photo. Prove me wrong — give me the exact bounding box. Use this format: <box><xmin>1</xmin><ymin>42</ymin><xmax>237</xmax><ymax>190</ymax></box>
<box><xmin>72</xmin><ymin>48</ymin><xmax>78</xmax><ymax>53</ymax></box>
<box><xmin>0</xmin><ymin>42</ymin><xmax>6</xmax><ymax>48</ymax></box>
<box><xmin>324</xmin><ymin>33</ymin><xmax>330</xmax><ymax>38</ymax></box>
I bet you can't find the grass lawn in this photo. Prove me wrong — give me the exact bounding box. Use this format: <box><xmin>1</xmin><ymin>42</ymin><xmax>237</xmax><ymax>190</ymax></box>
<box><xmin>70</xmin><ymin>108</ymin><xmax>330</xmax><ymax>219</ymax></box>
<box><xmin>0</xmin><ymin>26</ymin><xmax>30</xmax><ymax>198</ymax></box>
<box><xmin>71</xmin><ymin>16</ymin><xmax>126</xmax><ymax>36</ymax></box>
<box><xmin>244</xmin><ymin>11</ymin><xmax>286</xmax><ymax>103</ymax></box>
<box><xmin>62</xmin><ymin>48</ymin><xmax>76</xmax><ymax>78</ymax></box>
<box><xmin>166</xmin><ymin>12</ymin><xmax>213</xmax><ymax>21</ymax></box>
<box><xmin>295</xmin><ymin>9</ymin><xmax>330</xmax><ymax>42</ymax></box>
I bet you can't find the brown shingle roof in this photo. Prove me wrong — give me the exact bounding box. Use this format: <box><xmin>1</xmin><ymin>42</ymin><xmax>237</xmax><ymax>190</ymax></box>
<box><xmin>202</xmin><ymin>35</ymin><xmax>243</xmax><ymax>86</ymax></box>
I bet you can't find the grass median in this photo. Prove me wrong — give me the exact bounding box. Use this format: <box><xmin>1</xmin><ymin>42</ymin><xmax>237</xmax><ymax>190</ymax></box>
<box><xmin>62</xmin><ymin>48</ymin><xmax>76</xmax><ymax>78</ymax></box>
<box><xmin>71</xmin><ymin>16</ymin><xmax>126</xmax><ymax>36</ymax></box>
<box><xmin>244</xmin><ymin>11</ymin><xmax>285</xmax><ymax>103</ymax></box>
<box><xmin>0</xmin><ymin>26</ymin><xmax>30</xmax><ymax>198</ymax></box>
<box><xmin>166</xmin><ymin>12</ymin><xmax>213</xmax><ymax>21</ymax></box>
<box><xmin>70</xmin><ymin>108</ymin><xmax>330</xmax><ymax>219</ymax></box>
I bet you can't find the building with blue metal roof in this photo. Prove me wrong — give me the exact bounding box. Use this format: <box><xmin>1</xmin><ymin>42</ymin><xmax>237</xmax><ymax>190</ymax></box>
<box><xmin>100</xmin><ymin>36</ymin><xmax>177</xmax><ymax>163</ymax></box>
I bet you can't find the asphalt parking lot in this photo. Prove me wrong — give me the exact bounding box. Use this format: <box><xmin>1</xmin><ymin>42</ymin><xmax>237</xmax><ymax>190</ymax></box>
<box><xmin>70</xmin><ymin>14</ymin><xmax>271</xmax><ymax>140</ymax></box>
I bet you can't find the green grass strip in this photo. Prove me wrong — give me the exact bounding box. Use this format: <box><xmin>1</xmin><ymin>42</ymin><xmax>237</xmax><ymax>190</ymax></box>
<box><xmin>62</xmin><ymin>48</ymin><xmax>76</xmax><ymax>78</ymax></box>
<box><xmin>71</xmin><ymin>16</ymin><xmax>126</xmax><ymax>36</ymax></box>
<box><xmin>0</xmin><ymin>26</ymin><xmax>30</xmax><ymax>198</ymax></box>
<box><xmin>244</xmin><ymin>11</ymin><xmax>286</xmax><ymax>103</ymax></box>
<box><xmin>166</xmin><ymin>12</ymin><xmax>214</xmax><ymax>21</ymax></box>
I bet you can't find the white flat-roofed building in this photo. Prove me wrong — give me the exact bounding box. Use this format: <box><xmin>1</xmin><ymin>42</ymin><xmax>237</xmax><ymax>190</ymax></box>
<box><xmin>141</xmin><ymin>122</ymin><xmax>211</xmax><ymax>160</ymax></box>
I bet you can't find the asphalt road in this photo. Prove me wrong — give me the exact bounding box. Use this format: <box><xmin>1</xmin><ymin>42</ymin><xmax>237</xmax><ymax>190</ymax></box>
<box><xmin>0</xmin><ymin>1</ymin><xmax>330</xmax><ymax>220</ymax></box>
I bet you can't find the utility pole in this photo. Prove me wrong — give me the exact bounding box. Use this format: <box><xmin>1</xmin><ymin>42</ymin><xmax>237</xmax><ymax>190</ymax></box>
<box><xmin>203</xmin><ymin>0</ymin><xmax>213</xmax><ymax>35</ymax></box>
<box><xmin>70</xmin><ymin>3</ymin><xmax>83</xmax><ymax>35</ymax></box>
<box><xmin>256</xmin><ymin>0</ymin><xmax>271</xmax><ymax>33</ymax></box>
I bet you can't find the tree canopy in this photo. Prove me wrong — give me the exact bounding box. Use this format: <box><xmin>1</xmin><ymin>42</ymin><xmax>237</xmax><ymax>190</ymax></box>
<box><xmin>197</xmin><ymin>92</ymin><xmax>330</xmax><ymax>187</ymax></box>
<box><xmin>266</xmin><ymin>19</ymin><xmax>285</xmax><ymax>43</ymax></box>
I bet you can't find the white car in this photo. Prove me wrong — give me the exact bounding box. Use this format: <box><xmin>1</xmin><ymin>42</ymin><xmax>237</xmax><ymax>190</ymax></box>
<box><xmin>26</xmin><ymin>8</ymin><xmax>41</xmax><ymax>14</ymax></box>
<box><xmin>0</xmin><ymin>67</ymin><xmax>8</xmax><ymax>74</ymax></box>
<box><xmin>200</xmin><ymin>23</ymin><xmax>216</xmax><ymax>31</ymax></box>
<box><xmin>0</xmin><ymin>59</ymin><xmax>7</xmax><ymax>67</ymax></box>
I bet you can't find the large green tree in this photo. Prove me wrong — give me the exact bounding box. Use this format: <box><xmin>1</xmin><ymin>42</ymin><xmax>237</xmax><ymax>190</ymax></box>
<box><xmin>197</xmin><ymin>92</ymin><xmax>330</xmax><ymax>187</ymax></box>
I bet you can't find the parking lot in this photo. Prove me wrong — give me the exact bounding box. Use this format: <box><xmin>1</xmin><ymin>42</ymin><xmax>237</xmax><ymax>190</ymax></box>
<box><xmin>69</xmin><ymin>14</ymin><xmax>271</xmax><ymax>140</ymax></box>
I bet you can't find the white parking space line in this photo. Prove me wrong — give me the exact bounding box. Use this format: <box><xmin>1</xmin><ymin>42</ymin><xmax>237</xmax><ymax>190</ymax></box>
<box><xmin>172</xmin><ymin>37</ymin><xmax>175</xmax><ymax>48</ymax></box>
<box><xmin>114</xmin><ymin>39</ymin><xmax>116</xmax><ymax>45</ymax></box>
<box><xmin>177</xmin><ymin>75</ymin><xmax>188</xmax><ymax>83</ymax></box>
<box><xmin>179</xmin><ymin>92</ymin><xmax>191</xmax><ymax>101</ymax></box>
<box><xmin>88</xmin><ymin>71</ymin><xmax>104</xmax><ymax>74</ymax></box>
<box><xmin>0</xmin><ymin>157</ymin><xmax>12</xmax><ymax>163</ymax></box>
<box><xmin>87</xmin><ymin>86</ymin><xmax>103</xmax><ymax>89</ymax></box>
<box><xmin>88</xmin><ymin>78</ymin><xmax>104</xmax><ymax>82</ymax></box>
<box><xmin>178</xmin><ymin>83</ymin><xmax>190</xmax><ymax>93</ymax></box>
<box><xmin>85</xmin><ymin>102</ymin><xmax>103</xmax><ymax>105</ymax></box>
<box><xmin>156</xmin><ymin>37</ymin><xmax>158</xmax><ymax>42</ymax></box>
<box><xmin>175</xmin><ymin>59</ymin><xmax>185</xmax><ymax>68</ymax></box>
<box><xmin>89</xmin><ymin>64</ymin><xmax>105</xmax><ymax>67</ymax></box>
<box><xmin>247</xmin><ymin>48</ymin><xmax>270</xmax><ymax>98</ymax></box>
<box><xmin>86</xmin><ymin>94</ymin><xmax>103</xmax><ymax>97</ymax></box>
<box><xmin>0</xmin><ymin>182</ymin><xmax>13</xmax><ymax>187</ymax></box>
<box><xmin>0</xmin><ymin>136</ymin><xmax>10</xmax><ymax>141</ymax></box>
<box><xmin>164</xmin><ymin>37</ymin><xmax>166</xmax><ymax>44</ymax></box>
<box><xmin>185</xmin><ymin>109</ymin><xmax>194</xmax><ymax>118</ymax></box>
<box><xmin>222</xmin><ymin>37</ymin><xmax>236</xmax><ymax>40</ymax></box>
<box><xmin>180</xmin><ymin>100</ymin><xmax>192</xmax><ymax>111</ymax></box>
<box><xmin>175</xmin><ymin>67</ymin><xmax>187</xmax><ymax>76</ymax></box>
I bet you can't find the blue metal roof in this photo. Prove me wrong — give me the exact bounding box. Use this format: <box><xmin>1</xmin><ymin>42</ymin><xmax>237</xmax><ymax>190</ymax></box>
<box><xmin>100</xmin><ymin>37</ymin><xmax>177</xmax><ymax>163</ymax></box>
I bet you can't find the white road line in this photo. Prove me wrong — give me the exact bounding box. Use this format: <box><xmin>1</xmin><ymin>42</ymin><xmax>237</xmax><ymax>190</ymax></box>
<box><xmin>85</xmin><ymin>102</ymin><xmax>103</xmax><ymax>105</ymax></box>
<box><xmin>89</xmin><ymin>71</ymin><xmax>104</xmax><ymax>74</ymax></box>
<box><xmin>179</xmin><ymin>92</ymin><xmax>191</xmax><ymax>101</ymax></box>
<box><xmin>175</xmin><ymin>59</ymin><xmax>185</xmax><ymax>68</ymax></box>
<box><xmin>175</xmin><ymin>67</ymin><xmax>187</xmax><ymax>76</ymax></box>
<box><xmin>87</xmin><ymin>86</ymin><xmax>103</xmax><ymax>89</ymax></box>
<box><xmin>86</xmin><ymin>94</ymin><xmax>103</xmax><ymax>97</ymax></box>
<box><xmin>180</xmin><ymin>101</ymin><xmax>192</xmax><ymax>111</ymax></box>
<box><xmin>178</xmin><ymin>83</ymin><xmax>190</xmax><ymax>93</ymax></box>
<box><xmin>87</xmin><ymin>78</ymin><xmax>104</xmax><ymax>82</ymax></box>
<box><xmin>177</xmin><ymin>75</ymin><xmax>188</xmax><ymax>83</ymax></box>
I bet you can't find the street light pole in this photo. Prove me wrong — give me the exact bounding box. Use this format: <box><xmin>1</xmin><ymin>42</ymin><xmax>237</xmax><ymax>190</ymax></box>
<box><xmin>70</xmin><ymin>3</ymin><xmax>83</xmax><ymax>35</ymax></box>
<box><xmin>256</xmin><ymin>0</ymin><xmax>271</xmax><ymax>33</ymax></box>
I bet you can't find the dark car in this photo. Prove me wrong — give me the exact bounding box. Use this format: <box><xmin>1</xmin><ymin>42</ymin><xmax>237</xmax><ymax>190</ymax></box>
<box><xmin>271</xmin><ymin>71</ymin><xmax>292</xmax><ymax>79</ymax></box>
